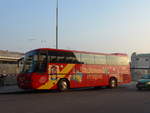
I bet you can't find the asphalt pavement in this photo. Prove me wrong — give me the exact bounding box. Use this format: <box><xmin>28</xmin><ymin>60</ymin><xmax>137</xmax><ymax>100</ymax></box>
<box><xmin>0</xmin><ymin>82</ymin><xmax>136</xmax><ymax>94</ymax></box>
<box><xmin>1</xmin><ymin>82</ymin><xmax>150</xmax><ymax>113</ymax></box>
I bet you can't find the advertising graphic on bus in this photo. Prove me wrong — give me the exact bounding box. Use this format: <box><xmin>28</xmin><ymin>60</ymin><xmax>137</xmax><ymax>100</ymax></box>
<box><xmin>17</xmin><ymin>48</ymin><xmax>131</xmax><ymax>91</ymax></box>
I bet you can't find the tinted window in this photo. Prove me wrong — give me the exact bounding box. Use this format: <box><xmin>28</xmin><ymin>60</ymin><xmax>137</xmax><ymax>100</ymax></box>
<box><xmin>48</xmin><ymin>51</ymin><xmax>80</xmax><ymax>64</ymax></box>
<box><xmin>22</xmin><ymin>51</ymin><xmax>38</xmax><ymax>73</ymax></box>
<box><xmin>37</xmin><ymin>50</ymin><xmax>48</xmax><ymax>72</ymax></box>
<box><xmin>48</xmin><ymin>51</ymin><xmax>57</xmax><ymax>63</ymax></box>
<box><xmin>64</xmin><ymin>52</ymin><xmax>79</xmax><ymax>64</ymax></box>
<box><xmin>57</xmin><ymin>51</ymin><xmax>66</xmax><ymax>63</ymax></box>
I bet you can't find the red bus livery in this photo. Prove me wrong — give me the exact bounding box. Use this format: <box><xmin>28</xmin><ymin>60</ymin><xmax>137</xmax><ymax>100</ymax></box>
<box><xmin>17</xmin><ymin>48</ymin><xmax>131</xmax><ymax>91</ymax></box>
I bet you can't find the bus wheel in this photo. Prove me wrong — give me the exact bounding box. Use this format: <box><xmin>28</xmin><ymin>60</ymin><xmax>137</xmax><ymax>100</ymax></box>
<box><xmin>109</xmin><ymin>78</ymin><xmax>117</xmax><ymax>88</ymax></box>
<box><xmin>58</xmin><ymin>79</ymin><xmax>69</xmax><ymax>92</ymax></box>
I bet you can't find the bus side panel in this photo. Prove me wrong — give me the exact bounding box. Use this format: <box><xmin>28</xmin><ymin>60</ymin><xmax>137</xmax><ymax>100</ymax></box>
<box><xmin>69</xmin><ymin>64</ymin><xmax>88</xmax><ymax>88</ymax></box>
<box><xmin>31</xmin><ymin>73</ymin><xmax>49</xmax><ymax>89</ymax></box>
<box><xmin>69</xmin><ymin>64</ymin><xmax>110</xmax><ymax>88</ymax></box>
<box><xmin>85</xmin><ymin>65</ymin><xmax>106</xmax><ymax>87</ymax></box>
<box><xmin>118</xmin><ymin>66</ymin><xmax>131</xmax><ymax>84</ymax></box>
<box><xmin>36</xmin><ymin>63</ymin><xmax>75</xmax><ymax>90</ymax></box>
<box><xmin>95</xmin><ymin>65</ymin><xmax>109</xmax><ymax>87</ymax></box>
<box><xmin>107</xmin><ymin>65</ymin><xmax>131</xmax><ymax>85</ymax></box>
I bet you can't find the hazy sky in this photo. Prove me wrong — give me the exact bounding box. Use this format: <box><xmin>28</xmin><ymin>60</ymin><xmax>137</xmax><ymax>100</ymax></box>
<box><xmin>0</xmin><ymin>0</ymin><xmax>150</xmax><ymax>56</ymax></box>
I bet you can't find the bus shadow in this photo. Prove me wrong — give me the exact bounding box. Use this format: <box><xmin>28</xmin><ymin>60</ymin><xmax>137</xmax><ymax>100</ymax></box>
<box><xmin>0</xmin><ymin>89</ymin><xmax>60</xmax><ymax>95</ymax></box>
<box><xmin>1</xmin><ymin>85</ymin><xmax>140</xmax><ymax>95</ymax></box>
<box><xmin>0</xmin><ymin>87</ymin><xmax>107</xmax><ymax>95</ymax></box>
<box><xmin>72</xmin><ymin>87</ymin><xmax>106</xmax><ymax>92</ymax></box>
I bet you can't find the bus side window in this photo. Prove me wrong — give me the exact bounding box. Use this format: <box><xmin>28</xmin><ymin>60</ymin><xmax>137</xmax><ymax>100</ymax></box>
<box><xmin>94</xmin><ymin>55</ymin><xmax>106</xmax><ymax>65</ymax></box>
<box><xmin>117</xmin><ymin>57</ymin><xmax>128</xmax><ymax>66</ymax></box>
<box><xmin>37</xmin><ymin>50</ymin><xmax>48</xmax><ymax>73</ymax></box>
<box><xmin>74</xmin><ymin>53</ymin><xmax>81</xmax><ymax>64</ymax></box>
<box><xmin>66</xmin><ymin>56</ymin><xmax>73</xmax><ymax>63</ymax></box>
<box><xmin>50</xmin><ymin>56</ymin><xmax>57</xmax><ymax>63</ymax></box>
<box><xmin>63</xmin><ymin>52</ymin><xmax>74</xmax><ymax>64</ymax></box>
<box><xmin>56</xmin><ymin>51</ymin><xmax>65</xmax><ymax>63</ymax></box>
<box><xmin>89</xmin><ymin>54</ymin><xmax>94</xmax><ymax>64</ymax></box>
<box><xmin>48</xmin><ymin>51</ymin><xmax>57</xmax><ymax>63</ymax></box>
<box><xmin>57</xmin><ymin>56</ymin><xmax>65</xmax><ymax>63</ymax></box>
<box><xmin>81</xmin><ymin>54</ymin><xmax>91</xmax><ymax>64</ymax></box>
<box><xmin>106</xmin><ymin>56</ymin><xmax>118</xmax><ymax>65</ymax></box>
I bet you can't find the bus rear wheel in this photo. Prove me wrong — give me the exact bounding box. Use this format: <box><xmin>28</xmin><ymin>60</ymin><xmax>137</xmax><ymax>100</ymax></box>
<box><xmin>58</xmin><ymin>79</ymin><xmax>69</xmax><ymax>92</ymax></box>
<box><xmin>109</xmin><ymin>78</ymin><xmax>117</xmax><ymax>88</ymax></box>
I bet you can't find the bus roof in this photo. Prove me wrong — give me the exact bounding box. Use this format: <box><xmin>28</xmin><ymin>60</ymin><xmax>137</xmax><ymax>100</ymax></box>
<box><xmin>27</xmin><ymin>48</ymin><xmax>128</xmax><ymax>57</ymax></box>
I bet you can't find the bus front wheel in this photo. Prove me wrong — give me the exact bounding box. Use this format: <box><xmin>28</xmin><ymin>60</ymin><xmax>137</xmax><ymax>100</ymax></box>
<box><xmin>109</xmin><ymin>78</ymin><xmax>117</xmax><ymax>88</ymax></box>
<box><xmin>58</xmin><ymin>79</ymin><xmax>69</xmax><ymax>92</ymax></box>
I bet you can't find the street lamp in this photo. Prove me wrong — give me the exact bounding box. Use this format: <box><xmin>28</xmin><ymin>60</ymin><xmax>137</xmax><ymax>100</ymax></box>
<box><xmin>56</xmin><ymin>0</ymin><xmax>59</xmax><ymax>49</ymax></box>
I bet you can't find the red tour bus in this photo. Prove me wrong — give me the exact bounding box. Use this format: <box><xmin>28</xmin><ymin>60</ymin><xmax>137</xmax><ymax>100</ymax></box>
<box><xmin>17</xmin><ymin>48</ymin><xmax>131</xmax><ymax>91</ymax></box>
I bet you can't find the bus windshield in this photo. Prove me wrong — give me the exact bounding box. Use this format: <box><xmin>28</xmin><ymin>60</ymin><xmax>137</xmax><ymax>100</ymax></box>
<box><xmin>21</xmin><ymin>50</ymin><xmax>47</xmax><ymax>73</ymax></box>
<box><xmin>22</xmin><ymin>51</ymin><xmax>38</xmax><ymax>73</ymax></box>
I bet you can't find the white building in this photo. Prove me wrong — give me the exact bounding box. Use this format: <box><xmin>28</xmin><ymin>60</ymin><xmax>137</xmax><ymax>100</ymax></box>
<box><xmin>131</xmin><ymin>52</ymin><xmax>150</xmax><ymax>80</ymax></box>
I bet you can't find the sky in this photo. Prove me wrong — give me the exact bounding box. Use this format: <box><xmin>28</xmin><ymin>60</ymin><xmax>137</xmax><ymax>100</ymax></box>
<box><xmin>0</xmin><ymin>0</ymin><xmax>150</xmax><ymax>56</ymax></box>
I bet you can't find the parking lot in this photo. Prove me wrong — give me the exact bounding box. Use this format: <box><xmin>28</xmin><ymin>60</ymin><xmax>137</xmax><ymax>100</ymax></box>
<box><xmin>0</xmin><ymin>82</ymin><xmax>150</xmax><ymax>113</ymax></box>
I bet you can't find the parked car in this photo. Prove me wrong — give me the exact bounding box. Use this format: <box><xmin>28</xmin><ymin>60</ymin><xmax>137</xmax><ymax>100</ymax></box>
<box><xmin>136</xmin><ymin>74</ymin><xmax>150</xmax><ymax>90</ymax></box>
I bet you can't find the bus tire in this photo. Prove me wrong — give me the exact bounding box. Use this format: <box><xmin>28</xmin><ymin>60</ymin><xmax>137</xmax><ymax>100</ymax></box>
<box><xmin>109</xmin><ymin>78</ymin><xmax>117</xmax><ymax>88</ymax></box>
<box><xmin>58</xmin><ymin>79</ymin><xmax>69</xmax><ymax>92</ymax></box>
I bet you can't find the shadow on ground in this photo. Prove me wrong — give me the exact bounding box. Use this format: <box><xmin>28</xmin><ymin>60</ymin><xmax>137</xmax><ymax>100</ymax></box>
<box><xmin>0</xmin><ymin>87</ymin><xmax>109</xmax><ymax>95</ymax></box>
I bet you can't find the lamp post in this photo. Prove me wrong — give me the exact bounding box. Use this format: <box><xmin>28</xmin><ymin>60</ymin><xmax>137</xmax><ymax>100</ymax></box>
<box><xmin>56</xmin><ymin>0</ymin><xmax>59</xmax><ymax>49</ymax></box>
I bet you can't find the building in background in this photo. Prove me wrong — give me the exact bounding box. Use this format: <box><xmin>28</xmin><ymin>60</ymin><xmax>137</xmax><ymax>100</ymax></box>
<box><xmin>0</xmin><ymin>50</ymin><xmax>23</xmax><ymax>75</ymax></box>
<box><xmin>131</xmin><ymin>52</ymin><xmax>150</xmax><ymax>81</ymax></box>
<box><xmin>0</xmin><ymin>50</ymin><xmax>24</xmax><ymax>85</ymax></box>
